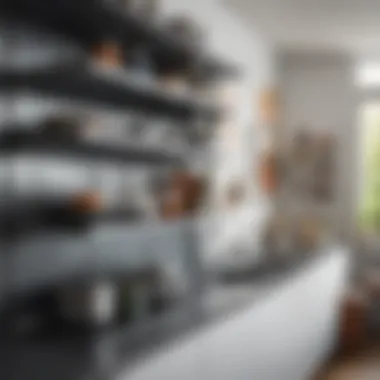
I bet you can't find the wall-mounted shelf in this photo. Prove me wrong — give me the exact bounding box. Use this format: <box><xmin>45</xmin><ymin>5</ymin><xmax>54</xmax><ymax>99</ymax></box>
<box><xmin>0</xmin><ymin>0</ymin><xmax>239</xmax><ymax>80</ymax></box>
<box><xmin>0</xmin><ymin>65</ymin><xmax>220</xmax><ymax>121</ymax></box>
<box><xmin>0</xmin><ymin>130</ymin><xmax>182</xmax><ymax>167</ymax></box>
<box><xmin>5</xmin><ymin>220</ymin><xmax>198</xmax><ymax>295</ymax></box>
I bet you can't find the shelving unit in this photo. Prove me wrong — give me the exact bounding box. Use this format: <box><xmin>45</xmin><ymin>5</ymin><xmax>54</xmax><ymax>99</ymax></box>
<box><xmin>0</xmin><ymin>0</ymin><xmax>237</xmax><ymax>356</ymax></box>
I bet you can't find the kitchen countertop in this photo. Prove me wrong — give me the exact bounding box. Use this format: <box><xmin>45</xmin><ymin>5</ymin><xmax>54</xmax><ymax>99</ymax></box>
<box><xmin>0</xmin><ymin>251</ymin><xmax>321</xmax><ymax>380</ymax></box>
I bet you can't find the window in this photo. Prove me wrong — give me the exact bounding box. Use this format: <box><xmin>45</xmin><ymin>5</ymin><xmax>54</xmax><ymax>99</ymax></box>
<box><xmin>357</xmin><ymin>62</ymin><xmax>380</xmax><ymax>88</ymax></box>
<box><xmin>359</xmin><ymin>103</ymin><xmax>380</xmax><ymax>233</ymax></box>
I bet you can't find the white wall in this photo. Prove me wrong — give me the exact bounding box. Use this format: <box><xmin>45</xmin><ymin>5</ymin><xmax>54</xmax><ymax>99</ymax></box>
<box><xmin>278</xmin><ymin>51</ymin><xmax>357</xmax><ymax>241</ymax></box>
<box><xmin>161</xmin><ymin>0</ymin><xmax>275</xmax><ymax>262</ymax></box>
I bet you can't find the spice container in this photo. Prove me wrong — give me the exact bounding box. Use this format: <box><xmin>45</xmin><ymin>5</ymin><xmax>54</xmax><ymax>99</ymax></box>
<box><xmin>92</xmin><ymin>41</ymin><xmax>123</xmax><ymax>68</ymax></box>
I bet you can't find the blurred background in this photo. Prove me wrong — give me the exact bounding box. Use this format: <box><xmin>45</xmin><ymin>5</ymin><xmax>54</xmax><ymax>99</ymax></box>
<box><xmin>1</xmin><ymin>1</ymin><xmax>380</xmax><ymax>380</ymax></box>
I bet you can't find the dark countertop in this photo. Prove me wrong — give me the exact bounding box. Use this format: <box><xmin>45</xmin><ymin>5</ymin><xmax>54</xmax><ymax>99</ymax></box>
<box><xmin>0</xmin><ymin>252</ymin><xmax>320</xmax><ymax>380</ymax></box>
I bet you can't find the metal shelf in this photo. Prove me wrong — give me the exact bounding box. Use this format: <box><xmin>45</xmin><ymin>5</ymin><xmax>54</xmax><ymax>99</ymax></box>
<box><xmin>0</xmin><ymin>65</ymin><xmax>220</xmax><ymax>121</ymax></box>
<box><xmin>0</xmin><ymin>130</ymin><xmax>182</xmax><ymax>166</ymax></box>
<box><xmin>4</xmin><ymin>220</ymin><xmax>198</xmax><ymax>295</ymax></box>
<box><xmin>0</xmin><ymin>0</ymin><xmax>239</xmax><ymax>80</ymax></box>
